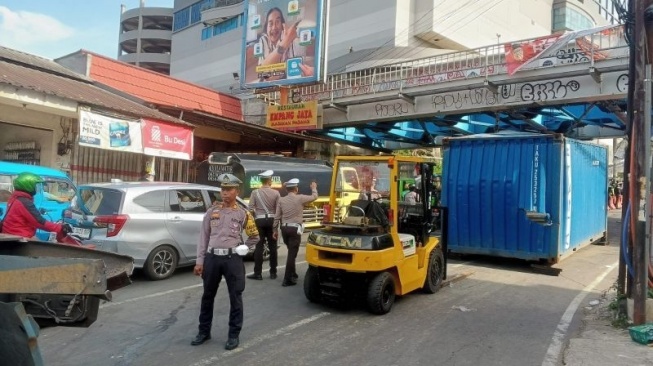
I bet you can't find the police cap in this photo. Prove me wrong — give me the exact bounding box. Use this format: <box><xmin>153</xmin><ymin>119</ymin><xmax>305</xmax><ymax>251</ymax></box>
<box><xmin>217</xmin><ymin>173</ymin><xmax>242</xmax><ymax>188</ymax></box>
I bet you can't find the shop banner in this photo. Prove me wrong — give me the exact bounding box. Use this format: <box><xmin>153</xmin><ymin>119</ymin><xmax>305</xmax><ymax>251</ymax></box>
<box><xmin>266</xmin><ymin>100</ymin><xmax>319</xmax><ymax>130</ymax></box>
<box><xmin>241</xmin><ymin>0</ymin><xmax>327</xmax><ymax>88</ymax></box>
<box><xmin>141</xmin><ymin>119</ymin><xmax>194</xmax><ymax>160</ymax></box>
<box><xmin>78</xmin><ymin>110</ymin><xmax>143</xmax><ymax>153</ymax></box>
<box><xmin>505</xmin><ymin>25</ymin><xmax>616</xmax><ymax>75</ymax></box>
<box><xmin>504</xmin><ymin>34</ymin><xmax>562</xmax><ymax>75</ymax></box>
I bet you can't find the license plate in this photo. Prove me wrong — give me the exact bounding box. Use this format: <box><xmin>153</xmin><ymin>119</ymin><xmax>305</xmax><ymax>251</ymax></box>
<box><xmin>72</xmin><ymin>227</ymin><xmax>91</xmax><ymax>239</ymax></box>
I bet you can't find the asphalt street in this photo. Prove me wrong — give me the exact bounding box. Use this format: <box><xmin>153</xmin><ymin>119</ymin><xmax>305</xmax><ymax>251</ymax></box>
<box><xmin>39</xmin><ymin>231</ymin><xmax>621</xmax><ymax>366</ymax></box>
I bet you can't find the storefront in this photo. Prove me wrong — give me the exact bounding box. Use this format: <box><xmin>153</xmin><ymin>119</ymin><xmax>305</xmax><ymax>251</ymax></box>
<box><xmin>71</xmin><ymin>111</ymin><xmax>194</xmax><ymax>184</ymax></box>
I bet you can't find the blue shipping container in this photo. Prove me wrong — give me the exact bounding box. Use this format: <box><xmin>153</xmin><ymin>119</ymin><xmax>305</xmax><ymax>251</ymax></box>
<box><xmin>442</xmin><ymin>133</ymin><xmax>607</xmax><ymax>263</ymax></box>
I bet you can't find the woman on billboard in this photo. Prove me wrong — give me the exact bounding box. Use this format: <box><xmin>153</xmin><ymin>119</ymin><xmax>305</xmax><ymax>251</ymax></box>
<box><xmin>257</xmin><ymin>7</ymin><xmax>314</xmax><ymax>81</ymax></box>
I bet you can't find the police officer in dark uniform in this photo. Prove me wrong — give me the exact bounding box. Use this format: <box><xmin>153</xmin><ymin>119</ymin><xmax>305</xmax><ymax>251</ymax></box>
<box><xmin>191</xmin><ymin>173</ymin><xmax>258</xmax><ymax>350</ymax></box>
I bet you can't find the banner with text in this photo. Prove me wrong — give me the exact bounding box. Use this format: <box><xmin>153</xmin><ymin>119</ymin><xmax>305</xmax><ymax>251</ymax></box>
<box><xmin>141</xmin><ymin>119</ymin><xmax>194</xmax><ymax>160</ymax></box>
<box><xmin>266</xmin><ymin>101</ymin><xmax>319</xmax><ymax>131</ymax></box>
<box><xmin>78</xmin><ymin>110</ymin><xmax>143</xmax><ymax>153</ymax></box>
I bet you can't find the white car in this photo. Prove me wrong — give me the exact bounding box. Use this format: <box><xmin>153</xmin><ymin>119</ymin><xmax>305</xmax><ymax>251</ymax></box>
<box><xmin>65</xmin><ymin>182</ymin><xmax>266</xmax><ymax>280</ymax></box>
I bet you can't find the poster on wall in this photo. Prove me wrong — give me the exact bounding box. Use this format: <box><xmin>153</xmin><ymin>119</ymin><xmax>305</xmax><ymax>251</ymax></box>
<box><xmin>241</xmin><ymin>0</ymin><xmax>327</xmax><ymax>88</ymax></box>
<box><xmin>78</xmin><ymin>110</ymin><xmax>143</xmax><ymax>153</ymax></box>
<box><xmin>141</xmin><ymin>119</ymin><xmax>194</xmax><ymax>160</ymax></box>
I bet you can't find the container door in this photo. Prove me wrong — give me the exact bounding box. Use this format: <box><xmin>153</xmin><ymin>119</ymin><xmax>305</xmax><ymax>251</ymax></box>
<box><xmin>564</xmin><ymin>139</ymin><xmax>608</xmax><ymax>251</ymax></box>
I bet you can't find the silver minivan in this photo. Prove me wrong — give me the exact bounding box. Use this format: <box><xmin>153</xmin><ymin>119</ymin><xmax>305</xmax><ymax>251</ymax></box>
<box><xmin>65</xmin><ymin>182</ymin><xmax>263</xmax><ymax>280</ymax></box>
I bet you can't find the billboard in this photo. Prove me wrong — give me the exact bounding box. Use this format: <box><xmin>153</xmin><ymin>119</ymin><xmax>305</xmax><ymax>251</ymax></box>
<box><xmin>141</xmin><ymin>119</ymin><xmax>194</xmax><ymax>160</ymax></box>
<box><xmin>78</xmin><ymin>110</ymin><xmax>143</xmax><ymax>153</ymax></box>
<box><xmin>241</xmin><ymin>0</ymin><xmax>327</xmax><ymax>88</ymax></box>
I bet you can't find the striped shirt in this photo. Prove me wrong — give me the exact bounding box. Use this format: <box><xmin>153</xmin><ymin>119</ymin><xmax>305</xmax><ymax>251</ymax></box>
<box><xmin>248</xmin><ymin>186</ymin><xmax>280</xmax><ymax>216</ymax></box>
<box><xmin>274</xmin><ymin>189</ymin><xmax>318</xmax><ymax>229</ymax></box>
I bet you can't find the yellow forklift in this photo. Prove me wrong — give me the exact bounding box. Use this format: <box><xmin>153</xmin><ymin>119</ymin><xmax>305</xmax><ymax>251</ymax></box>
<box><xmin>304</xmin><ymin>156</ymin><xmax>446</xmax><ymax>314</ymax></box>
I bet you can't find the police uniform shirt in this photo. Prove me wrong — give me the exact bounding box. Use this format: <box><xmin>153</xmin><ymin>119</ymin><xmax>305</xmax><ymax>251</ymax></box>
<box><xmin>248</xmin><ymin>186</ymin><xmax>280</xmax><ymax>216</ymax></box>
<box><xmin>274</xmin><ymin>188</ymin><xmax>318</xmax><ymax>229</ymax></box>
<box><xmin>196</xmin><ymin>203</ymin><xmax>251</xmax><ymax>265</ymax></box>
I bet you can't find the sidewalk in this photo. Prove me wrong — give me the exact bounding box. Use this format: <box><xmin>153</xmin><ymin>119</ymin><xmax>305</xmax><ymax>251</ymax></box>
<box><xmin>562</xmin><ymin>210</ymin><xmax>653</xmax><ymax>365</ymax></box>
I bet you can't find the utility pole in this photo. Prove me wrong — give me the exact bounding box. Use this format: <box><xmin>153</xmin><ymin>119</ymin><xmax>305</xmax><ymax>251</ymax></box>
<box><xmin>630</xmin><ymin>0</ymin><xmax>652</xmax><ymax>325</ymax></box>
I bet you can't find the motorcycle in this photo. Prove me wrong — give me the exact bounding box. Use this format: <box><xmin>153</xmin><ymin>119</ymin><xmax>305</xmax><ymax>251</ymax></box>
<box><xmin>50</xmin><ymin>223</ymin><xmax>96</xmax><ymax>249</ymax></box>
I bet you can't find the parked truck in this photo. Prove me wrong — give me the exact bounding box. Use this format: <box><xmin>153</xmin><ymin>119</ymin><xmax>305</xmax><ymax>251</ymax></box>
<box><xmin>196</xmin><ymin>153</ymin><xmax>359</xmax><ymax>227</ymax></box>
<box><xmin>0</xmin><ymin>235</ymin><xmax>134</xmax><ymax>364</ymax></box>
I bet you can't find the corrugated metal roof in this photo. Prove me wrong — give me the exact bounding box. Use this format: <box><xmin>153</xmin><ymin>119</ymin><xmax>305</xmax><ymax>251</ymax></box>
<box><xmin>80</xmin><ymin>51</ymin><xmax>244</xmax><ymax>122</ymax></box>
<box><xmin>0</xmin><ymin>49</ymin><xmax>191</xmax><ymax>126</ymax></box>
<box><xmin>0</xmin><ymin>46</ymin><xmax>90</xmax><ymax>81</ymax></box>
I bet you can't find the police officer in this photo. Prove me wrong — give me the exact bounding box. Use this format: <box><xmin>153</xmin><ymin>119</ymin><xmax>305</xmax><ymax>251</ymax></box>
<box><xmin>274</xmin><ymin>178</ymin><xmax>318</xmax><ymax>287</ymax></box>
<box><xmin>191</xmin><ymin>173</ymin><xmax>258</xmax><ymax>350</ymax></box>
<box><xmin>247</xmin><ymin>170</ymin><xmax>280</xmax><ymax>280</ymax></box>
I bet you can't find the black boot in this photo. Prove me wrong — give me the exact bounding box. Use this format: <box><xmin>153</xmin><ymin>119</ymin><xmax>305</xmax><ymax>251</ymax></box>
<box><xmin>191</xmin><ymin>333</ymin><xmax>211</xmax><ymax>346</ymax></box>
<box><xmin>247</xmin><ymin>273</ymin><xmax>263</xmax><ymax>280</ymax></box>
<box><xmin>225</xmin><ymin>337</ymin><xmax>239</xmax><ymax>350</ymax></box>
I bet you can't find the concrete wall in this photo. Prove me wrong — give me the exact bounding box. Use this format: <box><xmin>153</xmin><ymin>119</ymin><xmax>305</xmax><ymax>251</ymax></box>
<box><xmin>170</xmin><ymin>23</ymin><xmax>242</xmax><ymax>92</ymax></box>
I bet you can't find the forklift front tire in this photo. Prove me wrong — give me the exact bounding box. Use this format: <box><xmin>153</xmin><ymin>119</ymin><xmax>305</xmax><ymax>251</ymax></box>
<box><xmin>304</xmin><ymin>266</ymin><xmax>321</xmax><ymax>303</ymax></box>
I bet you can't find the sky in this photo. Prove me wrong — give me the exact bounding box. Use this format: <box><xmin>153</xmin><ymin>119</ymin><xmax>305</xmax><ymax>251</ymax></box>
<box><xmin>0</xmin><ymin>0</ymin><xmax>172</xmax><ymax>59</ymax></box>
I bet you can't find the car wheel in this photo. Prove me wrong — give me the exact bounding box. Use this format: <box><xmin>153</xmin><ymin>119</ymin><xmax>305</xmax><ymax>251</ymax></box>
<box><xmin>145</xmin><ymin>245</ymin><xmax>178</xmax><ymax>281</ymax></box>
<box><xmin>422</xmin><ymin>246</ymin><xmax>444</xmax><ymax>294</ymax></box>
<box><xmin>303</xmin><ymin>266</ymin><xmax>321</xmax><ymax>303</ymax></box>
<box><xmin>367</xmin><ymin>272</ymin><xmax>395</xmax><ymax>315</ymax></box>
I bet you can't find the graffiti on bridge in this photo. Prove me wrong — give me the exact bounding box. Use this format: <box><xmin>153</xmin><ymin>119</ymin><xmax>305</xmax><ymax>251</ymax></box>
<box><xmin>375</xmin><ymin>102</ymin><xmax>412</xmax><ymax>117</ymax></box>
<box><xmin>616</xmin><ymin>74</ymin><xmax>628</xmax><ymax>93</ymax></box>
<box><xmin>431</xmin><ymin>88</ymin><xmax>499</xmax><ymax>110</ymax></box>
<box><xmin>520</xmin><ymin>80</ymin><xmax>581</xmax><ymax>102</ymax></box>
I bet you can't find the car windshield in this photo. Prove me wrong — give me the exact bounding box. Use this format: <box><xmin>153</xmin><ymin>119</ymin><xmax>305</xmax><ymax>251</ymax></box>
<box><xmin>72</xmin><ymin>187</ymin><xmax>123</xmax><ymax>215</ymax></box>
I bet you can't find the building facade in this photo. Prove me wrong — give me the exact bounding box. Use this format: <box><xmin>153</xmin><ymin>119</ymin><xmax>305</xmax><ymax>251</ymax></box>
<box><xmin>154</xmin><ymin>0</ymin><xmax>618</xmax><ymax>93</ymax></box>
<box><xmin>118</xmin><ymin>0</ymin><xmax>174</xmax><ymax>74</ymax></box>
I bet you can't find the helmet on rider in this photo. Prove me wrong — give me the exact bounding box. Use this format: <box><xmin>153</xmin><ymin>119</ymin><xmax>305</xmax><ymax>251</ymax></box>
<box><xmin>13</xmin><ymin>172</ymin><xmax>44</xmax><ymax>195</ymax></box>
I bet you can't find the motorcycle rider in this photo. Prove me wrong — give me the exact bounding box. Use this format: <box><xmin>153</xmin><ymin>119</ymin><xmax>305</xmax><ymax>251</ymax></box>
<box><xmin>1</xmin><ymin>172</ymin><xmax>70</xmax><ymax>240</ymax></box>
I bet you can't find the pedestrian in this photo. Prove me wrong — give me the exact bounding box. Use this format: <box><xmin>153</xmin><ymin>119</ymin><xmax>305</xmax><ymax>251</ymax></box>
<box><xmin>274</xmin><ymin>178</ymin><xmax>317</xmax><ymax>287</ymax></box>
<box><xmin>191</xmin><ymin>173</ymin><xmax>259</xmax><ymax>351</ymax></box>
<box><xmin>247</xmin><ymin>170</ymin><xmax>280</xmax><ymax>280</ymax></box>
<box><xmin>404</xmin><ymin>185</ymin><xmax>418</xmax><ymax>205</ymax></box>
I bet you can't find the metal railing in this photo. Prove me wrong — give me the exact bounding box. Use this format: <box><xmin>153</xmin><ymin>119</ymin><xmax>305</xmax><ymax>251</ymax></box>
<box><xmin>287</xmin><ymin>25</ymin><xmax>628</xmax><ymax>103</ymax></box>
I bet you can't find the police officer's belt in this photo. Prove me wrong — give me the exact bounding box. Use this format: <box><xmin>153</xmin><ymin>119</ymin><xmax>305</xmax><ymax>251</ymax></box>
<box><xmin>207</xmin><ymin>247</ymin><xmax>234</xmax><ymax>256</ymax></box>
<box><xmin>282</xmin><ymin>223</ymin><xmax>302</xmax><ymax>227</ymax></box>
<box><xmin>256</xmin><ymin>214</ymin><xmax>273</xmax><ymax>219</ymax></box>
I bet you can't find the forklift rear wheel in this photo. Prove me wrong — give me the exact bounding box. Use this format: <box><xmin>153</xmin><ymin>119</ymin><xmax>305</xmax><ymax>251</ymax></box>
<box><xmin>422</xmin><ymin>246</ymin><xmax>444</xmax><ymax>294</ymax></box>
<box><xmin>304</xmin><ymin>266</ymin><xmax>321</xmax><ymax>303</ymax></box>
<box><xmin>367</xmin><ymin>272</ymin><xmax>395</xmax><ymax>315</ymax></box>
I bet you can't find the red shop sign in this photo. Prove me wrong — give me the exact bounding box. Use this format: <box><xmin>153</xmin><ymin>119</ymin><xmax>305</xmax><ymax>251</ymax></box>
<box><xmin>141</xmin><ymin>119</ymin><xmax>194</xmax><ymax>160</ymax></box>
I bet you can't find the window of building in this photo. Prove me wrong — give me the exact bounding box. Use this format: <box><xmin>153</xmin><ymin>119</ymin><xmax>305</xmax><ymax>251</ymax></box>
<box><xmin>201</xmin><ymin>14</ymin><xmax>244</xmax><ymax>40</ymax></box>
<box><xmin>173</xmin><ymin>7</ymin><xmax>190</xmax><ymax>31</ymax></box>
<box><xmin>191</xmin><ymin>2</ymin><xmax>203</xmax><ymax>24</ymax></box>
<box><xmin>552</xmin><ymin>6</ymin><xmax>595</xmax><ymax>32</ymax></box>
<box><xmin>201</xmin><ymin>27</ymin><xmax>213</xmax><ymax>40</ymax></box>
